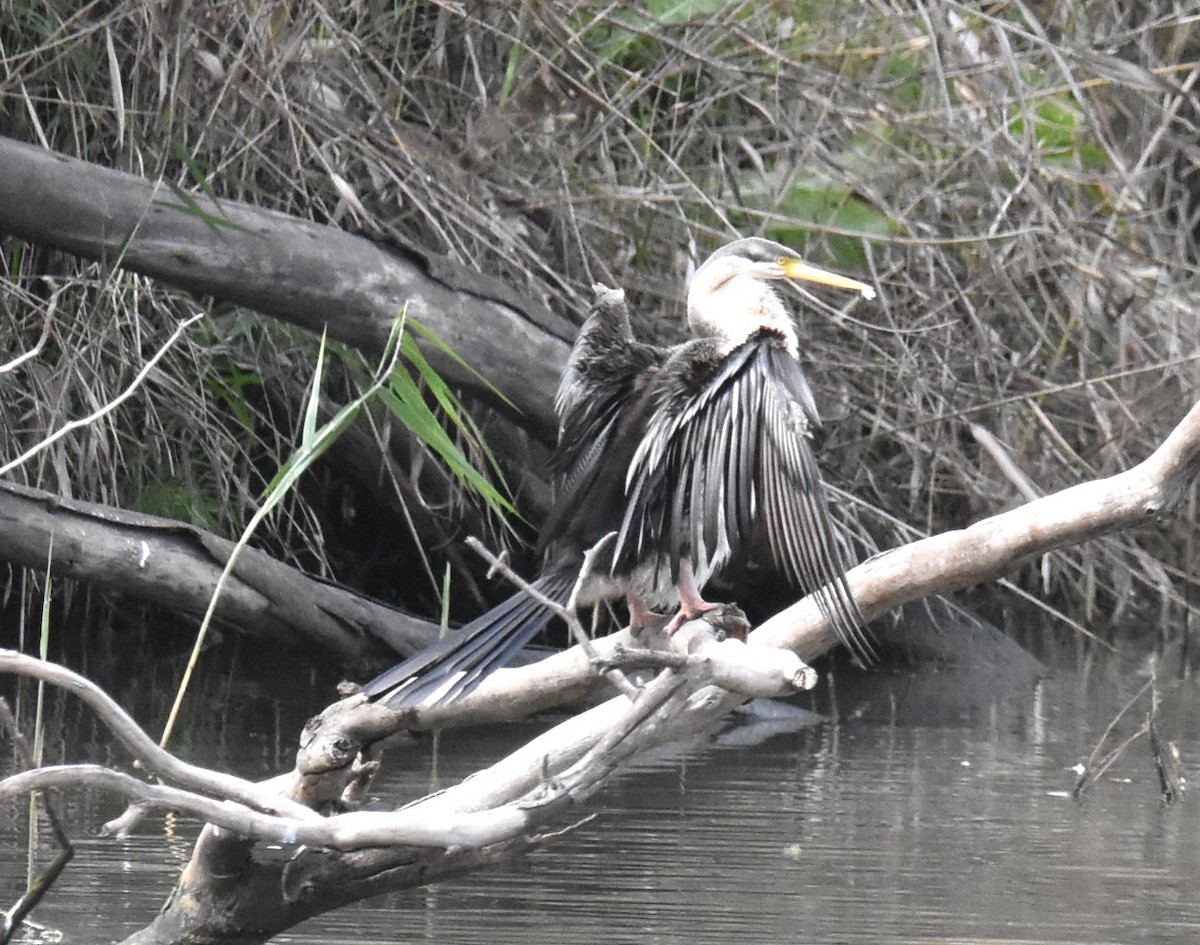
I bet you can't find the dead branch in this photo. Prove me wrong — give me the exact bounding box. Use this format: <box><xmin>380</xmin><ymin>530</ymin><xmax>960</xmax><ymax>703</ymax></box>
<box><xmin>0</xmin><ymin>651</ymin><xmax>318</xmax><ymax>822</ymax></box>
<box><xmin>754</xmin><ymin>398</ymin><xmax>1200</xmax><ymax>656</ymax></box>
<box><xmin>0</xmin><ymin>618</ymin><xmax>774</xmax><ymax>943</ymax></box>
<box><xmin>347</xmin><ymin>401</ymin><xmax>1200</xmax><ymax>731</ymax></box>
<box><xmin>0</xmin><ymin>612</ymin><xmax>811</xmax><ymax>842</ymax></box>
<box><xmin>466</xmin><ymin>534</ymin><xmax>641</xmax><ymax>699</ymax></box>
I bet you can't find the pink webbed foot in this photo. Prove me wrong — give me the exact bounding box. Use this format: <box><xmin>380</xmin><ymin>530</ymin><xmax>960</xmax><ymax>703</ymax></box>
<box><xmin>663</xmin><ymin>601</ymin><xmax>750</xmax><ymax>639</ymax></box>
<box><xmin>663</xmin><ymin>561</ymin><xmax>750</xmax><ymax>639</ymax></box>
<box><xmin>663</xmin><ymin>560</ymin><xmax>722</xmax><ymax>635</ymax></box>
<box><xmin>663</xmin><ymin>600</ymin><xmax>721</xmax><ymax>636</ymax></box>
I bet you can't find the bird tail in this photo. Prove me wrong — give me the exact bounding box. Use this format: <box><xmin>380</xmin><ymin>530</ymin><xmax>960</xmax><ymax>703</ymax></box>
<box><xmin>361</xmin><ymin>574</ymin><xmax>574</xmax><ymax>709</ymax></box>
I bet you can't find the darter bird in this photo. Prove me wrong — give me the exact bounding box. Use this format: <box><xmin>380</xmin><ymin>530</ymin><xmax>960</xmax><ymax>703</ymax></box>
<box><xmin>362</xmin><ymin>237</ymin><xmax>876</xmax><ymax>708</ymax></box>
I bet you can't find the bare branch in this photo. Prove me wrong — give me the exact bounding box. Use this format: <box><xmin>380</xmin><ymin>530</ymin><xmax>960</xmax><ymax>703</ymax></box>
<box><xmin>0</xmin><ymin>652</ymin><xmax>317</xmax><ymax>821</ymax></box>
<box><xmin>0</xmin><ymin>615</ymin><xmax>813</xmax><ymax>850</ymax></box>
<box><xmin>465</xmin><ymin>534</ymin><xmax>640</xmax><ymax>698</ymax></box>
<box><xmin>755</xmin><ymin>400</ymin><xmax>1200</xmax><ymax>657</ymax></box>
<box><xmin>374</xmin><ymin>400</ymin><xmax>1200</xmax><ymax>729</ymax></box>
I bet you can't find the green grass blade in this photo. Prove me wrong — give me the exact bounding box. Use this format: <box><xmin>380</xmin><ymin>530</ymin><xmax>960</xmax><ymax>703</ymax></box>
<box><xmin>392</xmin><ymin>329</ymin><xmax>516</xmax><ymax>519</ymax></box>
<box><xmin>301</xmin><ymin>329</ymin><xmax>328</xmax><ymax>445</ymax></box>
<box><xmin>28</xmin><ymin>539</ymin><xmax>53</xmax><ymax>883</ymax></box>
<box><xmin>406</xmin><ymin>319</ymin><xmax>516</xmax><ymax>411</ymax></box>
<box><xmin>160</xmin><ymin>317</ymin><xmax>407</xmax><ymax>748</ymax></box>
<box><xmin>379</xmin><ymin>371</ymin><xmax>517</xmax><ymax>519</ymax></box>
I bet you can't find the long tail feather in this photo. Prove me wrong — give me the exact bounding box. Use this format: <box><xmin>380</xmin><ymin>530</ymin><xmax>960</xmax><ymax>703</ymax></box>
<box><xmin>361</xmin><ymin>574</ymin><xmax>574</xmax><ymax>709</ymax></box>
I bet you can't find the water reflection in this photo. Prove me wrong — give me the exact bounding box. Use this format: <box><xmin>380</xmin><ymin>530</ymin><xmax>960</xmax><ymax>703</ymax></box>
<box><xmin>2</xmin><ymin>650</ymin><xmax>1198</xmax><ymax>944</ymax></box>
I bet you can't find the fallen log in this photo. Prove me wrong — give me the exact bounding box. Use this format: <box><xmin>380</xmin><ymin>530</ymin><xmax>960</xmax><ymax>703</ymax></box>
<box><xmin>0</xmin><ymin>135</ymin><xmax>573</xmax><ymax>440</ymax></box>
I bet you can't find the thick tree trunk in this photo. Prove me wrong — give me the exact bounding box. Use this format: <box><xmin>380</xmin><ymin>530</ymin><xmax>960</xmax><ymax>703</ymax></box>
<box><xmin>0</xmin><ymin>135</ymin><xmax>573</xmax><ymax>440</ymax></box>
<box><xmin>118</xmin><ymin>831</ymin><xmax>534</xmax><ymax>945</ymax></box>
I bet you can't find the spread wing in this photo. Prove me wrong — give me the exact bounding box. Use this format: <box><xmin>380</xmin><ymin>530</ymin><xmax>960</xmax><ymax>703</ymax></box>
<box><xmin>615</xmin><ymin>332</ymin><xmax>873</xmax><ymax>662</ymax></box>
<box><xmin>539</xmin><ymin>287</ymin><xmax>666</xmax><ymax>558</ymax></box>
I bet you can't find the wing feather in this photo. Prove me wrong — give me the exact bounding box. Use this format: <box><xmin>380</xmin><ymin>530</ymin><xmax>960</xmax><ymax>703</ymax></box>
<box><xmin>615</xmin><ymin>333</ymin><xmax>873</xmax><ymax>662</ymax></box>
<box><xmin>540</xmin><ymin>288</ymin><xmax>666</xmax><ymax>562</ymax></box>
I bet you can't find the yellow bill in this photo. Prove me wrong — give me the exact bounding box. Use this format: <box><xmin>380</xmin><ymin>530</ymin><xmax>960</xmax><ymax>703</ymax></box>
<box><xmin>780</xmin><ymin>257</ymin><xmax>876</xmax><ymax>300</ymax></box>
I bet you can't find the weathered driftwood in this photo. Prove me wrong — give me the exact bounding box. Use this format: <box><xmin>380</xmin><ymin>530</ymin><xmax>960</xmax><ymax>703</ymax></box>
<box><xmin>1</xmin><ymin>399</ymin><xmax>1197</xmax><ymax>944</ymax></box>
<box><xmin>1</xmin><ymin>617</ymin><xmax>813</xmax><ymax>844</ymax></box>
<box><xmin>331</xmin><ymin>398</ymin><xmax>1200</xmax><ymax>730</ymax></box>
<box><xmin>755</xmin><ymin>395</ymin><xmax>1200</xmax><ymax>658</ymax></box>
<box><xmin>0</xmin><ymin>134</ymin><xmax>573</xmax><ymax>439</ymax></box>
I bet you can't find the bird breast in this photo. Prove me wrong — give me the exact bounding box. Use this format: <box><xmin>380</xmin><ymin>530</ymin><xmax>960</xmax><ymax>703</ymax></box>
<box><xmin>687</xmin><ymin>277</ymin><xmax>799</xmax><ymax>356</ymax></box>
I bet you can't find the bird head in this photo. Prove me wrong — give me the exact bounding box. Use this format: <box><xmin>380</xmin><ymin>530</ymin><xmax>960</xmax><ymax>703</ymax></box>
<box><xmin>687</xmin><ymin>237</ymin><xmax>874</xmax><ymax>353</ymax></box>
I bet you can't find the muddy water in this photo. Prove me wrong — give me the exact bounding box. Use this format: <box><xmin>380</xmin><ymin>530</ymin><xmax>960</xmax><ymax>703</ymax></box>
<box><xmin>2</xmin><ymin>642</ymin><xmax>1198</xmax><ymax>944</ymax></box>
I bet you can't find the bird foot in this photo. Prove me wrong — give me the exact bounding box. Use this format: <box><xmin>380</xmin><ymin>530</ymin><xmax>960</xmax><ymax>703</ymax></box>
<box><xmin>627</xmin><ymin>597</ymin><xmax>666</xmax><ymax>634</ymax></box>
<box><xmin>663</xmin><ymin>601</ymin><xmax>715</xmax><ymax>636</ymax></box>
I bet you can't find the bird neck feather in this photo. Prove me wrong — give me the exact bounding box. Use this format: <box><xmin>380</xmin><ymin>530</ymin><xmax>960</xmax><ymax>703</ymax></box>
<box><xmin>687</xmin><ymin>273</ymin><xmax>799</xmax><ymax>356</ymax></box>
